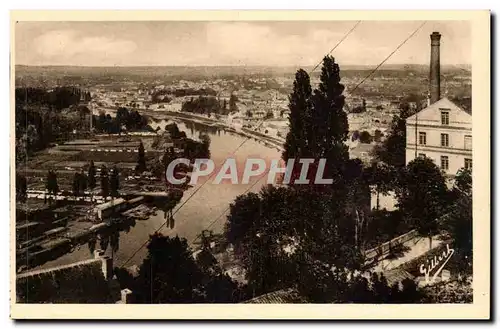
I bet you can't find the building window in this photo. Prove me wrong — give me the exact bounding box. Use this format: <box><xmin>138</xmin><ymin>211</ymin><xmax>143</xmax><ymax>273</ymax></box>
<box><xmin>440</xmin><ymin>133</ymin><xmax>449</xmax><ymax>147</ymax></box>
<box><xmin>419</xmin><ymin>153</ymin><xmax>426</xmax><ymax>158</ymax></box>
<box><xmin>464</xmin><ymin>135</ymin><xmax>472</xmax><ymax>150</ymax></box>
<box><xmin>419</xmin><ymin>132</ymin><xmax>427</xmax><ymax>145</ymax></box>
<box><xmin>440</xmin><ymin>156</ymin><xmax>449</xmax><ymax>171</ymax></box>
<box><xmin>441</xmin><ymin>110</ymin><xmax>450</xmax><ymax>125</ymax></box>
<box><xmin>465</xmin><ymin>158</ymin><xmax>472</xmax><ymax>170</ymax></box>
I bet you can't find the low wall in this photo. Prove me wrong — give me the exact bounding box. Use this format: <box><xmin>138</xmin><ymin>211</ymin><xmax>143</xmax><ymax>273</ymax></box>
<box><xmin>16</xmin><ymin>251</ymin><xmax>116</xmax><ymax>303</ymax></box>
<box><xmin>363</xmin><ymin>229</ymin><xmax>418</xmax><ymax>264</ymax></box>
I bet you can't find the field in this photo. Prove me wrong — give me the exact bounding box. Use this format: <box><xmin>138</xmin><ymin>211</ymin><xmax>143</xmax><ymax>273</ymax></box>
<box><xmin>19</xmin><ymin>134</ymin><xmax>164</xmax><ymax>193</ymax></box>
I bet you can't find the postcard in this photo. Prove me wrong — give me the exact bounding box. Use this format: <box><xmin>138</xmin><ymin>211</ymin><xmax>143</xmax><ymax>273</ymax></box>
<box><xmin>10</xmin><ymin>10</ymin><xmax>490</xmax><ymax>320</ymax></box>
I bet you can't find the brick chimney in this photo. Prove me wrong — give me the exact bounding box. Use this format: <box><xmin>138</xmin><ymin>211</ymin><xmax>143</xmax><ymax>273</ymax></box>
<box><xmin>429</xmin><ymin>32</ymin><xmax>441</xmax><ymax>104</ymax></box>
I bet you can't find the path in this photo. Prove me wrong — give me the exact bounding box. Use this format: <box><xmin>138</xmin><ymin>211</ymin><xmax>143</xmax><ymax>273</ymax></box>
<box><xmin>371</xmin><ymin>234</ymin><xmax>445</xmax><ymax>272</ymax></box>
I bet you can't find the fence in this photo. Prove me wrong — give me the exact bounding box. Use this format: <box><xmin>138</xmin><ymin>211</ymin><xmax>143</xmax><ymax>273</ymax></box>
<box><xmin>363</xmin><ymin>229</ymin><xmax>418</xmax><ymax>264</ymax></box>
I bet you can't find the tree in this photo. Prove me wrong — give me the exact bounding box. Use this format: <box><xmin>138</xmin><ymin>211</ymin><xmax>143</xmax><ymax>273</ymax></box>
<box><xmin>363</xmin><ymin>162</ymin><xmax>393</xmax><ymax>211</ymax></box>
<box><xmin>310</xmin><ymin>56</ymin><xmax>349</xmax><ymax>183</ymax></box>
<box><xmin>282</xmin><ymin>69</ymin><xmax>312</xmax><ymax>163</ymax></box>
<box><xmin>397</xmin><ymin>157</ymin><xmax>449</xmax><ymax>249</ymax></box>
<box><xmin>132</xmin><ymin>234</ymin><xmax>204</xmax><ymax>303</ymax></box>
<box><xmin>296</xmin><ymin>265</ymin><xmax>422</xmax><ymax>303</ymax></box>
<box><xmin>225</xmin><ymin>185</ymin><xmax>362</xmax><ymax>297</ymax></box>
<box><xmin>97</xmin><ymin>111</ymin><xmax>107</xmax><ymax>132</ymax></box>
<box><xmin>136</xmin><ymin>141</ymin><xmax>147</xmax><ymax>173</ymax></box>
<box><xmin>229</xmin><ymin>93</ymin><xmax>238</xmax><ymax>112</ymax></box>
<box><xmin>446</xmin><ymin>190</ymin><xmax>472</xmax><ymax>274</ymax></box>
<box><xmin>45</xmin><ymin>170</ymin><xmax>59</xmax><ymax>203</ymax></box>
<box><xmin>283</xmin><ymin>63</ymin><xmax>349</xmax><ymax>184</ymax></box>
<box><xmin>100</xmin><ymin>165</ymin><xmax>109</xmax><ymax>201</ymax></box>
<box><xmin>116</xmin><ymin>107</ymin><xmax>129</xmax><ymax>133</ymax></box>
<box><xmin>225</xmin><ymin>192</ymin><xmax>261</xmax><ymax>250</ymax></box>
<box><xmin>16</xmin><ymin>174</ymin><xmax>27</xmax><ymax>202</ymax></box>
<box><xmin>453</xmin><ymin>167</ymin><xmax>472</xmax><ymax>196</ymax></box>
<box><xmin>115</xmin><ymin>233</ymin><xmax>242</xmax><ymax>303</ymax></box>
<box><xmin>359</xmin><ymin>131</ymin><xmax>372</xmax><ymax>144</ymax></box>
<box><xmin>105</xmin><ymin>114</ymin><xmax>113</xmax><ymax>133</ymax></box>
<box><xmin>264</xmin><ymin>110</ymin><xmax>274</xmax><ymax>120</ymax></box>
<box><xmin>199</xmin><ymin>134</ymin><xmax>211</xmax><ymax>159</ymax></box>
<box><xmin>443</xmin><ymin>168</ymin><xmax>472</xmax><ymax>274</ymax></box>
<box><xmin>78</xmin><ymin>171</ymin><xmax>88</xmax><ymax>195</ymax></box>
<box><xmin>109</xmin><ymin>166</ymin><xmax>120</xmax><ymax>198</ymax></box>
<box><xmin>374</xmin><ymin>102</ymin><xmax>417</xmax><ymax>169</ymax></box>
<box><xmin>374</xmin><ymin>129</ymin><xmax>383</xmax><ymax>142</ymax></box>
<box><xmin>88</xmin><ymin>160</ymin><xmax>96</xmax><ymax>190</ymax></box>
<box><xmin>72</xmin><ymin>172</ymin><xmax>81</xmax><ymax>199</ymax></box>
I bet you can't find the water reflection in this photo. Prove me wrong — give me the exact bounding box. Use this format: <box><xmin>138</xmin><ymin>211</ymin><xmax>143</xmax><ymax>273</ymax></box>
<box><xmin>18</xmin><ymin>216</ymin><xmax>138</xmax><ymax>271</ymax></box>
<box><xmin>181</xmin><ymin>119</ymin><xmax>222</xmax><ymax>136</ymax></box>
<box><xmin>87</xmin><ymin>236</ymin><xmax>96</xmax><ymax>256</ymax></box>
<box><xmin>88</xmin><ymin>227</ymin><xmax>122</xmax><ymax>257</ymax></box>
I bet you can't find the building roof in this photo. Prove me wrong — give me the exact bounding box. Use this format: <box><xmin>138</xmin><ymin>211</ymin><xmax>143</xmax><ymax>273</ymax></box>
<box><xmin>16</xmin><ymin>200</ymin><xmax>53</xmax><ymax>214</ymax></box>
<box><xmin>383</xmin><ymin>268</ymin><xmax>416</xmax><ymax>287</ymax></box>
<box><xmin>94</xmin><ymin>198</ymin><xmax>127</xmax><ymax>211</ymax></box>
<box><xmin>406</xmin><ymin>97</ymin><xmax>471</xmax><ymax>122</ymax></box>
<box><xmin>349</xmin><ymin>143</ymin><xmax>375</xmax><ymax>160</ymax></box>
<box><xmin>242</xmin><ymin>289</ymin><xmax>306</xmax><ymax>304</ymax></box>
<box><xmin>16</xmin><ymin>258</ymin><xmax>120</xmax><ymax>303</ymax></box>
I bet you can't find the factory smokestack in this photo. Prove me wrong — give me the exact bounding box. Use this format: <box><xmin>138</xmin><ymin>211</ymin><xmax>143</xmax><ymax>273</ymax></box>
<box><xmin>429</xmin><ymin>32</ymin><xmax>441</xmax><ymax>104</ymax></box>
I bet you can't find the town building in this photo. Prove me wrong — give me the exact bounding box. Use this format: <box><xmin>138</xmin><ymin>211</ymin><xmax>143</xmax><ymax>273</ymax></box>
<box><xmin>94</xmin><ymin>198</ymin><xmax>128</xmax><ymax>221</ymax></box>
<box><xmin>405</xmin><ymin>31</ymin><xmax>472</xmax><ymax>178</ymax></box>
<box><xmin>16</xmin><ymin>250</ymin><xmax>133</xmax><ymax>303</ymax></box>
<box><xmin>405</xmin><ymin>97</ymin><xmax>472</xmax><ymax>177</ymax></box>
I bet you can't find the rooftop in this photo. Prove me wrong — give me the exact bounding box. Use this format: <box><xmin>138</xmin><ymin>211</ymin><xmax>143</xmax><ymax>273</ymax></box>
<box><xmin>16</xmin><ymin>258</ymin><xmax>120</xmax><ymax>303</ymax></box>
<box><xmin>242</xmin><ymin>289</ymin><xmax>305</xmax><ymax>304</ymax></box>
<box><xmin>94</xmin><ymin>198</ymin><xmax>127</xmax><ymax>211</ymax></box>
<box><xmin>16</xmin><ymin>200</ymin><xmax>53</xmax><ymax>213</ymax></box>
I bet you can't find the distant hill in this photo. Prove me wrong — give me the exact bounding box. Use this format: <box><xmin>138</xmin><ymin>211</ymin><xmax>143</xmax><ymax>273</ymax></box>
<box><xmin>15</xmin><ymin>64</ymin><xmax>470</xmax><ymax>88</ymax></box>
<box><xmin>15</xmin><ymin>64</ymin><xmax>470</xmax><ymax>74</ymax></box>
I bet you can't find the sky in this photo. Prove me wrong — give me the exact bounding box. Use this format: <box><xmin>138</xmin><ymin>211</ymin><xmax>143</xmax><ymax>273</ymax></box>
<box><xmin>15</xmin><ymin>21</ymin><xmax>471</xmax><ymax>67</ymax></box>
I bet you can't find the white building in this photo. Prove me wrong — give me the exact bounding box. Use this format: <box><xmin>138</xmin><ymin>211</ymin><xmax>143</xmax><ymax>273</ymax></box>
<box><xmin>405</xmin><ymin>97</ymin><xmax>472</xmax><ymax>177</ymax></box>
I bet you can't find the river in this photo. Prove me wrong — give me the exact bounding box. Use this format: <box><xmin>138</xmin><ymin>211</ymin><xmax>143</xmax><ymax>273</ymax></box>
<box><xmin>36</xmin><ymin>117</ymin><xmax>281</xmax><ymax>270</ymax></box>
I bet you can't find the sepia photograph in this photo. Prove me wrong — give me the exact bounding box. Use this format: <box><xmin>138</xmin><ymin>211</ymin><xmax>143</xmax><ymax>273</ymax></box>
<box><xmin>10</xmin><ymin>10</ymin><xmax>490</xmax><ymax>319</ymax></box>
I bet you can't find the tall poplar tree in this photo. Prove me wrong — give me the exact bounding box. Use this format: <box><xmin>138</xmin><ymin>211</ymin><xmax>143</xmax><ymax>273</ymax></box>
<box><xmin>100</xmin><ymin>165</ymin><xmax>110</xmax><ymax>201</ymax></box>
<box><xmin>282</xmin><ymin>69</ymin><xmax>313</xmax><ymax>162</ymax></box>
<box><xmin>311</xmin><ymin>56</ymin><xmax>349</xmax><ymax>174</ymax></box>
<box><xmin>88</xmin><ymin>160</ymin><xmax>96</xmax><ymax>189</ymax></box>
<box><xmin>109</xmin><ymin>166</ymin><xmax>120</xmax><ymax>198</ymax></box>
<box><xmin>136</xmin><ymin>141</ymin><xmax>147</xmax><ymax>173</ymax></box>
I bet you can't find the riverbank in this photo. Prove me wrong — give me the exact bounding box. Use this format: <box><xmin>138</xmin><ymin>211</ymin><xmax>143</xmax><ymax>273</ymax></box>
<box><xmin>146</xmin><ymin>110</ymin><xmax>285</xmax><ymax>151</ymax></box>
<box><xmin>15</xmin><ymin>194</ymin><xmax>173</xmax><ymax>272</ymax></box>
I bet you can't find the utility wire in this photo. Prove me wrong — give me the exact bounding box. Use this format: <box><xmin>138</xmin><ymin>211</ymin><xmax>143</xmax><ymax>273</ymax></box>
<box><xmin>347</xmin><ymin>21</ymin><xmax>427</xmax><ymax>96</ymax></box>
<box><xmin>119</xmin><ymin>20</ymin><xmax>362</xmax><ymax>267</ymax></box>
<box><xmin>309</xmin><ymin>21</ymin><xmax>362</xmax><ymax>74</ymax></box>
